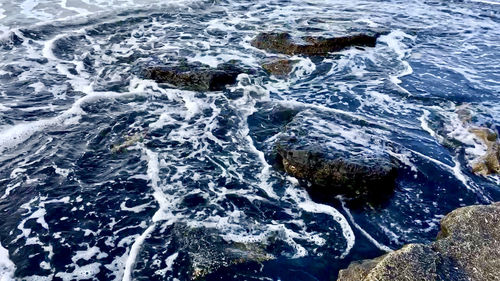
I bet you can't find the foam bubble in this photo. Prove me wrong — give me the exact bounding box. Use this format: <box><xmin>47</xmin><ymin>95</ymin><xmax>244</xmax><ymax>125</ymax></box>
<box><xmin>0</xmin><ymin>243</ymin><xmax>15</xmax><ymax>281</ymax></box>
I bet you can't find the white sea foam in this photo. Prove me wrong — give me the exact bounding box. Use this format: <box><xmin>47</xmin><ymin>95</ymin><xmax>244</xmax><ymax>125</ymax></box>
<box><xmin>122</xmin><ymin>225</ymin><xmax>155</xmax><ymax>281</ymax></box>
<box><xmin>340</xmin><ymin>199</ymin><xmax>392</xmax><ymax>252</ymax></box>
<box><xmin>420</xmin><ymin>109</ymin><xmax>436</xmax><ymax>138</ymax></box>
<box><xmin>0</xmin><ymin>243</ymin><xmax>15</xmax><ymax>281</ymax></box>
<box><xmin>0</xmin><ymin>89</ymin><xmax>140</xmax><ymax>154</ymax></box>
<box><xmin>285</xmin><ymin>177</ymin><xmax>355</xmax><ymax>258</ymax></box>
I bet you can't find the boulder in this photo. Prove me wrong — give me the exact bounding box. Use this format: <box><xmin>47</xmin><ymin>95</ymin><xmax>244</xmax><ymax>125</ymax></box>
<box><xmin>275</xmin><ymin>108</ymin><xmax>398</xmax><ymax>201</ymax></box>
<box><xmin>144</xmin><ymin>62</ymin><xmax>244</xmax><ymax>91</ymax></box>
<box><xmin>170</xmin><ymin>224</ymin><xmax>274</xmax><ymax>280</ymax></box>
<box><xmin>251</xmin><ymin>32</ymin><xmax>379</xmax><ymax>56</ymax></box>
<box><xmin>262</xmin><ymin>59</ymin><xmax>298</xmax><ymax>77</ymax></box>
<box><xmin>337</xmin><ymin>202</ymin><xmax>500</xmax><ymax>281</ymax></box>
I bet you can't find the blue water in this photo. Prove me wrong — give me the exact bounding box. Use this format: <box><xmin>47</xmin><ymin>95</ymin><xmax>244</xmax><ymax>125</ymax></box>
<box><xmin>0</xmin><ymin>0</ymin><xmax>499</xmax><ymax>280</ymax></box>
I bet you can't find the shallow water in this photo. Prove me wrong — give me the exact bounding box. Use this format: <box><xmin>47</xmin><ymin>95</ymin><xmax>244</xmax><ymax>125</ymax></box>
<box><xmin>0</xmin><ymin>0</ymin><xmax>499</xmax><ymax>280</ymax></box>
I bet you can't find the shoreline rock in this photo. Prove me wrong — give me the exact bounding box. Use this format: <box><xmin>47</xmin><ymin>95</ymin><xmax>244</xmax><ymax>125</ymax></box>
<box><xmin>170</xmin><ymin>224</ymin><xmax>274</xmax><ymax>280</ymax></box>
<box><xmin>274</xmin><ymin>109</ymin><xmax>398</xmax><ymax>202</ymax></box>
<box><xmin>251</xmin><ymin>32</ymin><xmax>380</xmax><ymax>56</ymax></box>
<box><xmin>454</xmin><ymin>105</ymin><xmax>499</xmax><ymax>176</ymax></box>
<box><xmin>144</xmin><ymin>62</ymin><xmax>244</xmax><ymax>91</ymax></box>
<box><xmin>262</xmin><ymin>59</ymin><xmax>298</xmax><ymax>77</ymax></box>
<box><xmin>337</xmin><ymin>202</ymin><xmax>500</xmax><ymax>281</ymax></box>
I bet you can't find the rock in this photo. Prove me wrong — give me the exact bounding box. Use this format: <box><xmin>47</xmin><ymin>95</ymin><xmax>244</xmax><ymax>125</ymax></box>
<box><xmin>251</xmin><ymin>32</ymin><xmax>379</xmax><ymax>56</ymax></box>
<box><xmin>452</xmin><ymin>105</ymin><xmax>500</xmax><ymax>176</ymax></box>
<box><xmin>111</xmin><ymin>130</ymin><xmax>147</xmax><ymax>153</ymax></box>
<box><xmin>262</xmin><ymin>59</ymin><xmax>298</xmax><ymax>77</ymax></box>
<box><xmin>469</xmin><ymin>127</ymin><xmax>500</xmax><ymax>175</ymax></box>
<box><xmin>170</xmin><ymin>224</ymin><xmax>274</xmax><ymax>280</ymax></box>
<box><xmin>337</xmin><ymin>202</ymin><xmax>500</xmax><ymax>281</ymax></box>
<box><xmin>275</xmin><ymin>108</ymin><xmax>398</xmax><ymax>202</ymax></box>
<box><xmin>144</xmin><ymin>62</ymin><xmax>244</xmax><ymax>91</ymax></box>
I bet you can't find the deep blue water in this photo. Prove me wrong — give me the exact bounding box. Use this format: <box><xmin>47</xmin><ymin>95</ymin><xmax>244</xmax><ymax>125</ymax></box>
<box><xmin>0</xmin><ymin>0</ymin><xmax>499</xmax><ymax>280</ymax></box>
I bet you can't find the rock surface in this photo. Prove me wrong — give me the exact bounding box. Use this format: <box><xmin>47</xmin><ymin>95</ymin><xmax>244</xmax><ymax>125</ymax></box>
<box><xmin>262</xmin><ymin>59</ymin><xmax>298</xmax><ymax>77</ymax></box>
<box><xmin>170</xmin><ymin>224</ymin><xmax>274</xmax><ymax>280</ymax></box>
<box><xmin>337</xmin><ymin>202</ymin><xmax>500</xmax><ymax>281</ymax></box>
<box><xmin>144</xmin><ymin>62</ymin><xmax>244</xmax><ymax>91</ymax></box>
<box><xmin>453</xmin><ymin>105</ymin><xmax>499</xmax><ymax>175</ymax></box>
<box><xmin>469</xmin><ymin>127</ymin><xmax>500</xmax><ymax>175</ymax></box>
<box><xmin>251</xmin><ymin>32</ymin><xmax>379</xmax><ymax>56</ymax></box>
<box><xmin>275</xmin><ymin>108</ymin><xmax>398</xmax><ymax>201</ymax></box>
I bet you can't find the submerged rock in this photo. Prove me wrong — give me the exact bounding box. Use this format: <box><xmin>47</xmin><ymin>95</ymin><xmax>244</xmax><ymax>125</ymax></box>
<box><xmin>262</xmin><ymin>59</ymin><xmax>298</xmax><ymax>77</ymax></box>
<box><xmin>111</xmin><ymin>130</ymin><xmax>147</xmax><ymax>153</ymax></box>
<box><xmin>275</xmin><ymin>108</ymin><xmax>398</xmax><ymax>202</ymax></box>
<box><xmin>469</xmin><ymin>127</ymin><xmax>499</xmax><ymax>175</ymax></box>
<box><xmin>170</xmin><ymin>224</ymin><xmax>274</xmax><ymax>280</ymax></box>
<box><xmin>144</xmin><ymin>62</ymin><xmax>244</xmax><ymax>91</ymax></box>
<box><xmin>251</xmin><ymin>32</ymin><xmax>379</xmax><ymax>56</ymax></box>
<box><xmin>337</xmin><ymin>202</ymin><xmax>500</xmax><ymax>281</ymax></box>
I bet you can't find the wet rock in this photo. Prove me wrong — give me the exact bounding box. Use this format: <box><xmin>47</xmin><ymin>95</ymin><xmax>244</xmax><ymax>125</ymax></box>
<box><xmin>275</xmin><ymin>108</ymin><xmax>398</xmax><ymax>202</ymax></box>
<box><xmin>171</xmin><ymin>224</ymin><xmax>274</xmax><ymax>280</ymax></box>
<box><xmin>144</xmin><ymin>62</ymin><xmax>244</xmax><ymax>91</ymax></box>
<box><xmin>262</xmin><ymin>59</ymin><xmax>298</xmax><ymax>77</ymax></box>
<box><xmin>337</xmin><ymin>202</ymin><xmax>500</xmax><ymax>281</ymax></box>
<box><xmin>111</xmin><ymin>130</ymin><xmax>147</xmax><ymax>153</ymax></box>
<box><xmin>451</xmin><ymin>105</ymin><xmax>500</xmax><ymax>176</ymax></box>
<box><xmin>251</xmin><ymin>32</ymin><xmax>379</xmax><ymax>56</ymax></box>
<box><xmin>469</xmin><ymin>127</ymin><xmax>500</xmax><ymax>175</ymax></box>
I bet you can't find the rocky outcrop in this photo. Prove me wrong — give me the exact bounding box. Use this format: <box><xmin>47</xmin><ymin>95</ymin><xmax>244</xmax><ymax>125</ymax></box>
<box><xmin>469</xmin><ymin>127</ymin><xmax>499</xmax><ymax>175</ymax></box>
<box><xmin>170</xmin><ymin>224</ymin><xmax>274</xmax><ymax>280</ymax></box>
<box><xmin>144</xmin><ymin>62</ymin><xmax>244</xmax><ymax>91</ymax></box>
<box><xmin>337</xmin><ymin>202</ymin><xmax>500</xmax><ymax>281</ymax></box>
<box><xmin>453</xmin><ymin>105</ymin><xmax>499</xmax><ymax>175</ymax></box>
<box><xmin>262</xmin><ymin>59</ymin><xmax>298</xmax><ymax>77</ymax></box>
<box><xmin>274</xmin><ymin>108</ymin><xmax>398</xmax><ymax>202</ymax></box>
<box><xmin>251</xmin><ymin>32</ymin><xmax>379</xmax><ymax>56</ymax></box>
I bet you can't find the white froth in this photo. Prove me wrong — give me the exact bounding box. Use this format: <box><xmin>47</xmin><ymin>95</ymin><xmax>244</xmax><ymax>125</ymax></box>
<box><xmin>154</xmin><ymin>252</ymin><xmax>178</xmax><ymax>277</ymax></box>
<box><xmin>0</xmin><ymin>89</ymin><xmax>139</xmax><ymax>154</ymax></box>
<box><xmin>0</xmin><ymin>243</ymin><xmax>15</xmax><ymax>281</ymax></box>
<box><xmin>71</xmin><ymin>246</ymin><xmax>107</xmax><ymax>263</ymax></box>
<box><xmin>285</xmin><ymin>178</ymin><xmax>355</xmax><ymax>258</ymax></box>
<box><xmin>420</xmin><ymin>109</ymin><xmax>436</xmax><ymax>138</ymax></box>
<box><xmin>340</xmin><ymin>199</ymin><xmax>392</xmax><ymax>252</ymax></box>
<box><xmin>122</xmin><ymin>225</ymin><xmax>155</xmax><ymax>281</ymax></box>
<box><xmin>55</xmin><ymin>262</ymin><xmax>101</xmax><ymax>281</ymax></box>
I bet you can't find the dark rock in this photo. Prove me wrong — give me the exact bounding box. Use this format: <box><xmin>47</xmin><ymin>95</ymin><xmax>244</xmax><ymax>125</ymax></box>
<box><xmin>262</xmin><ymin>59</ymin><xmax>298</xmax><ymax>77</ymax></box>
<box><xmin>144</xmin><ymin>62</ymin><xmax>244</xmax><ymax>91</ymax></box>
<box><xmin>0</xmin><ymin>32</ymin><xmax>24</xmax><ymax>50</ymax></box>
<box><xmin>170</xmin><ymin>224</ymin><xmax>274</xmax><ymax>280</ymax></box>
<box><xmin>251</xmin><ymin>32</ymin><xmax>379</xmax><ymax>56</ymax></box>
<box><xmin>275</xmin><ymin>108</ymin><xmax>398</xmax><ymax>202</ymax></box>
<box><xmin>337</xmin><ymin>202</ymin><xmax>500</xmax><ymax>281</ymax></box>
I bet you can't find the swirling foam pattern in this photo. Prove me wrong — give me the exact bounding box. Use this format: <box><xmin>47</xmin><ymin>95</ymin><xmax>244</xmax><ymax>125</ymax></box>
<box><xmin>0</xmin><ymin>0</ymin><xmax>498</xmax><ymax>280</ymax></box>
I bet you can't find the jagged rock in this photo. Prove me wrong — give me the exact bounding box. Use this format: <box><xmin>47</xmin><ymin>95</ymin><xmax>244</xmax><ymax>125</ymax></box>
<box><xmin>469</xmin><ymin>127</ymin><xmax>500</xmax><ymax>175</ymax></box>
<box><xmin>170</xmin><ymin>224</ymin><xmax>274</xmax><ymax>280</ymax></box>
<box><xmin>144</xmin><ymin>62</ymin><xmax>244</xmax><ymax>91</ymax></box>
<box><xmin>451</xmin><ymin>105</ymin><xmax>499</xmax><ymax>175</ymax></box>
<box><xmin>337</xmin><ymin>202</ymin><xmax>500</xmax><ymax>281</ymax></box>
<box><xmin>262</xmin><ymin>59</ymin><xmax>298</xmax><ymax>77</ymax></box>
<box><xmin>275</xmin><ymin>108</ymin><xmax>398</xmax><ymax>201</ymax></box>
<box><xmin>251</xmin><ymin>32</ymin><xmax>379</xmax><ymax>56</ymax></box>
